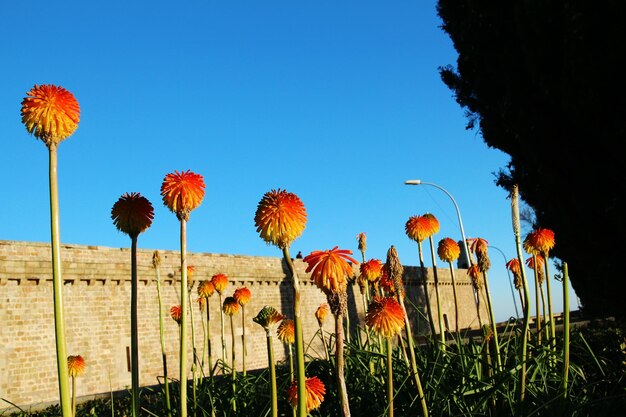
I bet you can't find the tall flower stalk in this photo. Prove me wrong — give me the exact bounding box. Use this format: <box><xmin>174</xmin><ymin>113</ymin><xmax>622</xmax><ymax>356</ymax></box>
<box><xmin>254</xmin><ymin>189</ymin><xmax>307</xmax><ymax>417</ymax></box>
<box><xmin>67</xmin><ymin>355</ymin><xmax>85</xmax><ymax>417</ymax></box>
<box><xmin>223</xmin><ymin>296</ymin><xmax>240</xmax><ymax>412</ymax></box>
<box><xmin>315</xmin><ymin>303</ymin><xmax>330</xmax><ymax>360</ymax></box>
<box><xmin>253</xmin><ymin>306</ymin><xmax>285</xmax><ymax>417</ymax></box>
<box><xmin>303</xmin><ymin>247</ymin><xmax>357</xmax><ymax>417</ymax></box>
<box><xmin>21</xmin><ymin>84</ymin><xmax>80</xmax><ymax>417</ymax></box>
<box><xmin>152</xmin><ymin>251</ymin><xmax>172</xmax><ymax>417</ymax></box>
<box><xmin>506</xmin><ymin>258</ymin><xmax>525</xmax><ymax>313</ymax></box>
<box><xmin>233</xmin><ymin>287</ymin><xmax>251</xmax><ymax>376</ymax></box>
<box><xmin>197</xmin><ymin>280</ymin><xmax>216</xmax><ymax>376</ymax></box>
<box><xmin>111</xmin><ymin>192</ymin><xmax>154</xmax><ymax>417</ymax></box>
<box><xmin>437</xmin><ymin>238</ymin><xmax>461</xmax><ymax>333</ymax></box>
<box><xmin>161</xmin><ymin>170</ymin><xmax>206</xmax><ymax>417</ymax></box>
<box><xmin>277</xmin><ymin>318</ymin><xmax>296</xmax><ymax>383</ymax></box>
<box><xmin>562</xmin><ymin>262</ymin><xmax>571</xmax><ymax>400</ymax></box>
<box><xmin>211</xmin><ymin>273</ymin><xmax>229</xmax><ymax>365</ymax></box>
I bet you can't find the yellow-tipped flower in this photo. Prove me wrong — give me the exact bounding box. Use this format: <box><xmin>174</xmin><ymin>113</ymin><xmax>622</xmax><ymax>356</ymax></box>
<box><xmin>111</xmin><ymin>192</ymin><xmax>154</xmax><ymax>238</ymax></box>
<box><xmin>405</xmin><ymin>213</ymin><xmax>440</xmax><ymax>243</ymax></box>
<box><xmin>233</xmin><ymin>287</ymin><xmax>252</xmax><ymax>306</ymax></box>
<box><xmin>197</xmin><ymin>280</ymin><xmax>215</xmax><ymax>298</ymax></box>
<box><xmin>211</xmin><ymin>273</ymin><xmax>229</xmax><ymax>295</ymax></box>
<box><xmin>315</xmin><ymin>303</ymin><xmax>329</xmax><ymax>327</ymax></box>
<box><xmin>359</xmin><ymin>259</ymin><xmax>383</xmax><ymax>283</ymax></box>
<box><xmin>287</xmin><ymin>376</ymin><xmax>325</xmax><ymax>413</ymax></box>
<box><xmin>170</xmin><ymin>305</ymin><xmax>182</xmax><ymax>324</ymax></box>
<box><xmin>365</xmin><ymin>296</ymin><xmax>406</xmax><ymax>338</ymax></box>
<box><xmin>67</xmin><ymin>355</ymin><xmax>85</xmax><ymax>378</ymax></box>
<box><xmin>437</xmin><ymin>237</ymin><xmax>461</xmax><ymax>263</ymax></box>
<box><xmin>303</xmin><ymin>246</ymin><xmax>358</xmax><ymax>295</ymax></box>
<box><xmin>254</xmin><ymin>189</ymin><xmax>307</xmax><ymax>249</ymax></box>
<box><xmin>524</xmin><ymin>228</ymin><xmax>556</xmax><ymax>257</ymax></box>
<box><xmin>160</xmin><ymin>170</ymin><xmax>206</xmax><ymax>221</ymax></box>
<box><xmin>223</xmin><ymin>296</ymin><xmax>240</xmax><ymax>316</ymax></box>
<box><xmin>253</xmin><ymin>306</ymin><xmax>285</xmax><ymax>331</ymax></box>
<box><xmin>277</xmin><ymin>318</ymin><xmax>295</xmax><ymax>345</ymax></box>
<box><xmin>21</xmin><ymin>84</ymin><xmax>80</xmax><ymax>147</ymax></box>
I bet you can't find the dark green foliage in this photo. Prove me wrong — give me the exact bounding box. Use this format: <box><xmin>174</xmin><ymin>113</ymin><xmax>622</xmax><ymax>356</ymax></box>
<box><xmin>436</xmin><ymin>0</ymin><xmax>626</xmax><ymax>319</ymax></box>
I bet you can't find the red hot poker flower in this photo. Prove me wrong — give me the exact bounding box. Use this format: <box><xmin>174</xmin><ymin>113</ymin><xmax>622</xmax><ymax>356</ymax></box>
<box><xmin>365</xmin><ymin>296</ymin><xmax>406</xmax><ymax>338</ymax></box>
<box><xmin>233</xmin><ymin>287</ymin><xmax>251</xmax><ymax>306</ymax></box>
<box><xmin>223</xmin><ymin>296</ymin><xmax>240</xmax><ymax>316</ymax></box>
<box><xmin>111</xmin><ymin>192</ymin><xmax>154</xmax><ymax>238</ymax></box>
<box><xmin>437</xmin><ymin>238</ymin><xmax>460</xmax><ymax>263</ymax></box>
<box><xmin>170</xmin><ymin>305</ymin><xmax>182</xmax><ymax>324</ymax></box>
<box><xmin>287</xmin><ymin>376</ymin><xmax>325</xmax><ymax>413</ymax></box>
<box><xmin>405</xmin><ymin>213</ymin><xmax>440</xmax><ymax>243</ymax></box>
<box><xmin>525</xmin><ymin>228</ymin><xmax>555</xmax><ymax>257</ymax></box>
<box><xmin>211</xmin><ymin>273</ymin><xmax>229</xmax><ymax>295</ymax></box>
<box><xmin>67</xmin><ymin>355</ymin><xmax>86</xmax><ymax>377</ymax></box>
<box><xmin>160</xmin><ymin>170</ymin><xmax>205</xmax><ymax>221</ymax></box>
<box><xmin>254</xmin><ymin>189</ymin><xmax>307</xmax><ymax>249</ymax></box>
<box><xmin>303</xmin><ymin>247</ymin><xmax>358</xmax><ymax>294</ymax></box>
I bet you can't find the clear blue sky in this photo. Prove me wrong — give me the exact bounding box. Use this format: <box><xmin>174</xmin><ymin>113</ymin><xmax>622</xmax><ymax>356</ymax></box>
<box><xmin>1</xmin><ymin>1</ymin><xmax>578</xmax><ymax>322</ymax></box>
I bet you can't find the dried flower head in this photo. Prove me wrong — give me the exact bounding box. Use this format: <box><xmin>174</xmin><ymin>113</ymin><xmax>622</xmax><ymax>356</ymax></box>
<box><xmin>160</xmin><ymin>170</ymin><xmax>206</xmax><ymax>221</ymax></box>
<box><xmin>277</xmin><ymin>318</ymin><xmax>295</xmax><ymax>345</ymax></box>
<box><xmin>468</xmin><ymin>264</ymin><xmax>483</xmax><ymax>290</ymax></box>
<box><xmin>365</xmin><ymin>296</ymin><xmax>406</xmax><ymax>338</ymax></box>
<box><xmin>21</xmin><ymin>84</ymin><xmax>80</xmax><ymax>147</ymax></box>
<box><xmin>505</xmin><ymin>258</ymin><xmax>523</xmax><ymax>290</ymax></box>
<box><xmin>357</xmin><ymin>232</ymin><xmax>367</xmax><ymax>254</ymax></box>
<box><xmin>315</xmin><ymin>303</ymin><xmax>329</xmax><ymax>327</ymax></box>
<box><xmin>223</xmin><ymin>296</ymin><xmax>240</xmax><ymax>316</ymax></box>
<box><xmin>211</xmin><ymin>273</ymin><xmax>229</xmax><ymax>295</ymax></box>
<box><xmin>303</xmin><ymin>246</ymin><xmax>358</xmax><ymax>295</ymax></box>
<box><xmin>197</xmin><ymin>296</ymin><xmax>206</xmax><ymax>312</ymax></box>
<box><xmin>255</xmin><ymin>189</ymin><xmax>307</xmax><ymax>249</ymax></box>
<box><xmin>233</xmin><ymin>287</ymin><xmax>251</xmax><ymax>306</ymax></box>
<box><xmin>67</xmin><ymin>355</ymin><xmax>85</xmax><ymax>377</ymax></box>
<box><xmin>197</xmin><ymin>280</ymin><xmax>215</xmax><ymax>298</ymax></box>
<box><xmin>437</xmin><ymin>238</ymin><xmax>461</xmax><ymax>263</ymax></box>
<box><xmin>111</xmin><ymin>192</ymin><xmax>154</xmax><ymax>238</ymax></box>
<box><xmin>524</xmin><ymin>228</ymin><xmax>555</xmax><ymax>257</ymax></box>
<box><xmin>385</xmin><ymin>245</ymin><xmax>405</xmax><ymax>298</ymax></box>
<box><xmin>405</xmin><ymin>213</ymin><xmax>440</xmax><ymax>243</ymax></box>
<box><xmin>379</xmin><ymin>265</ymin><xmax>395</xmax><ymax>295</ymax></box>
<box><xmin>170</xmin><ymin>305</ymin><xmax>182</xmax><ymax>324</ymax></box>
<box><xmin>287</xmin><ymin>376</ymin><xmax>326</xmax><ymax>413</ymax></box>
<box><xmin>359</xmin><ymin>259</ymin><xmax>383</xmax><ymax>283</ymax></box>
<box><xmin>253</xmin><ymin>306</ymin><xmax>285</xmax><ymax>331</ymax></box>
<box><xmin>152</xmin><ymin>250</ymin><xmax>161</xmax><ymax>269</ymax></box>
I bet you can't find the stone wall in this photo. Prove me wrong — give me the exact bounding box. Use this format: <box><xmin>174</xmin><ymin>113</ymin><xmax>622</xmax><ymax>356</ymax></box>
<box><xmin>0</xmin><ymin>240</ymin><xmax>487</xmax><ymax>410</ymax></box>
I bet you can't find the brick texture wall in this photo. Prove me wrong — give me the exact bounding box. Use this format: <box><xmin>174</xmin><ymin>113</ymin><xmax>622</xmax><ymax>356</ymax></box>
<box><xmin>0</xmin><ymin>240</ymin><xmax>487</xmax><ymax>410</ymax></box>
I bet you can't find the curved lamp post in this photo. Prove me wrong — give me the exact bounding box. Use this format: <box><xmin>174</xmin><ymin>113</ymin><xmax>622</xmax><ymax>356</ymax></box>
<box><xmin>404</xmin><ymin>179</ymin><xmax>471</xmax><ymax>268</ymax></box>
<box><xmin>489</xmin><ymin>245</ymin><xmax>520</xmax><ymax>319</ymax></box>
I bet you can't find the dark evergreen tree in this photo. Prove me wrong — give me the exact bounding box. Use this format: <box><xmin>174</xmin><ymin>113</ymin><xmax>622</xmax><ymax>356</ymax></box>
<box><xmin>436</xmin><ymin>0</ymin><xmax>626</xmax><ymax>319</ymax></box>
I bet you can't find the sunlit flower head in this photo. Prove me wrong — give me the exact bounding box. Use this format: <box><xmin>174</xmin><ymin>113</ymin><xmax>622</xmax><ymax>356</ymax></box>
<box><xmin>233</xmin><ymin>287</ymin><xmax>251</xmax><ymax>306</ymax></box>
<box><xmin>468</xmin><ymin>264</ymin><xmax>483</xmax><ymax>289</ymax></box>
<box><xmin>303</xmin><ymin>246</ymin><xmax>358</xmax><ymax>294</ymax></box>
<box><xmin>505</xmin><ymin>258</ymin><xmax>523</xmax><ymax>290</ymax></box>
<box><xmin>160</xmin><ymin>170</ymin><xmax>205</xmax><ymax>221</ymax></box>
<box><xmin>170</xmin><ymin>305</ymin><xmax>182</xmax><ymax>324</ymax></box>
<box><xmin>111</xmin><ymin>192</ymin><xmax>154</xmax><ymax>238</ymax></box>
<box><xmin>315</xmin><ymin>303</ymin><xmax>329</xmax><ymax>327</ymax></box>
<box><xmin>379</xmin><ymin>265</ymin><xmax>394</xmax><ymax>295</ymax></box>
<box><xmin>468</xmin><ymin>237</ymin><xmax>489</xmax><ymax>256</ymax></box>
<box><xmin>525</xmin><ymin>255</ymin><xmax>545</xmax><ymax>270</ymax></box>
<box><xmin>223</xmin><ymin>296</ymin><xmax>239</xmax><ymax>316</ymax></box>
<box><xmin>437</xmin><ymin>237</ymin><xmax>460</xmax><ymax>263</ymax></box>
<box><xmin>67</xmin><ymin>355</ymin><xmax>85</xmax><ymax>377</ymax></box>
<box><xmin>405</xmin><ymin>213</ymin><xmax>440</xmax><ymax>243</ymax></box>
<box><xmin>277</xmin><ymin>318</ymin><xmax>295</xmax><ymax>345</ymax></box>
<box><xmin>254</xmin><ymin>189</ymin><xmax>307</xmax><ymax>249</ymax></box>
<box><xmin>365</xmin><ymin>296</ymin><xmax>406</xmax><ymax>338</ymax></box>
<box><xmin>359</xmin><ymin>258</ymin><xmax>383</xmax><ymax>283</ymax></box>
<box><xmin>21</xmin><ymin>84</ymin><xmax>80</xmax><ymax>147</ymax></box>
<box><xmin>357</xmin><ymin>232</ymin><xmax>367</xmax><ymax>253</ymax></box>
<box><xmin>253</xmin><ymin>306</ymin><xmax>284</xmax><ymax>331</ymax></box>
<box><xmin>524</xmin><ymin>228</ymin><xmax>555</xmax><ymax>256</ymax></box>
<box><xmin>197</xmin><ymin>280</ymin><xmax>215</xmax><ymax>298</ymax></box>
<box><xmin>287</xmin><ymin>376</ymin><xmax>325</xmax><ymax>413</ymax></box>
<box><xmin>211</xmin><ymin>273</ymin><xmax>229</xmax><ymax>295</ymax></box>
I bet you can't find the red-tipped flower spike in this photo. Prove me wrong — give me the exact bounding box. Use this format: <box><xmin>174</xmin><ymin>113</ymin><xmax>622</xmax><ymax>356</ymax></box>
<box><xmin>170</xmin><ymin>305</ymin><xmax>182</xmax><ymax>324</ymax></box>
<box><xmin>525</xmin><ymin>228</ymin><xmax>555</xmax><ymax>257</ymax></box>
<box><xmin>223</xmin><ymin>296</ymin><xmax>239</xmax><ymax>316</ymax></box>
<box><xmin>277</xmin><ymin>318</ymin><xmax>295</xmax><ymax>345</ymax></box>
<box><xmin>405</xmin><ymin>213</ymin><xmax>440</xmax><ymax>243</ymax></box>
<box><xmin>254</xmin><ymin>189</ymin><xmax>307</xmax><ymax>249</ymax></box>
<box><xmin>160</xmin><ymin>170</ymin><xmax>205</xmax><ymax>221</ymax></box>
<box><xmin>233</xmin><ymin>287</ymin><xmax>251</xmax><ymax>306</ymax></box>
<box><xmin>365</xmin><ymin>296</ymin><xmax>406</xmax><ymax>338</ymax></box>
<box><xmin>359</xmin><ymin>259</ymin><xmax>384</xmax><ymax>283</ymax></box>
<box><xmin>67</xmin><ymin>355</ymin><xmax>85</xmax><ymax>377</ymax></box>
<box><xmin>506</xmin><ymin>258</ymin><xmax>522</xmax><ymax>275</ymax></box>
<box><xmin>468</xmin><ymin>237</ymin><xmax>489</xmax><ymax>256</ymax></box>
<box><xmin>211</xmin><ymin>273</ymin><xmax>228</xmax><ymax>295</ymax></box>
<box><xmin>525</xmin><ymin>255</ymin><xmax>545</xmax><ymax>270</ymax></box>
<box><xmin>197</xmin><ymin>280</ymin><xmax>215</xmax><ymax>298</ymax></box>
<box><xmin>437</xmin><ymin>238</ymin><xmax>461</xmax><ymax>263</ymax></box>
<box><xmin>21</xmin><ymin>84</ymin><xmax>80</xmax><ymax>147</ymax></box>
<box><xmin>287</xmin><ymin>376</ymin><xmax>326</xmax><ymax>413</ymax></box>
<box><xmin>303</xmin><ymin>247</ymin><xmax>358</xmax><ymax>295</ymax></box>
<box><xmin>111</xmin><ymin>192</ymin><xmax>154</xmax><ymax>238</ymax></box>
<box><xmin>315</xmin><ymin>303</ymin><xmax>329</xmax><ymax>327</ymax></box>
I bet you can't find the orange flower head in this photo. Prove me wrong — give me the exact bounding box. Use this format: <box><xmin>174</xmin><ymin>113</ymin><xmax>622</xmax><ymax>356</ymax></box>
<box><xmin>468</xmin><ymin>237</ymin><xmax>489</xmax><ymax>256</ymax></box>
<box><xmin>525</xmin><ymin>255</ymin><xmax>545</xmax><ymax>270</ymax></box>
<box><xmin>379</xmin><ymin>265</ymin><xmax>395</xmax><ymax>295</ymax></box>
<box><xmin>21</xmin><ymin>84</ymin><xmax>80</xmax><ymax>147</ymax></box>
<box><xmin>160</xmin><ymin>170</ymin><xmax>205</xmax><ymax>221</ymax></box>
<box><xmin>365</xmin><ymin>296</ymin><xmax>406</xmax><ymax>338</ymax></box>
<box><xmin>233</xmin><ymin>287</ymin><xmax>252</xmax><ymax>306</ymax></box>
<box><xmin>111</xmin><ymin>192</ymin><xmax>154</xmax><ymax>238</ymax></box>
<box><xmin>211</xmin><ymin>273</ymin><xmax>229</xmax><ymax>295</ymax></box>
<box><xmin>197</xmin><ymin>280</ymin><xmax>215</xmax><ymax>298</ymax></box>
<box><xmin>287</xmin><ymin>376</ymin><xmax>325</xmax><ymax>413</ymax></box>
<box><xmin>67</xmin><ymin>355</ymin><xmax>85</xmax><ymax>377</ymax></box>
<box><xmin>525</xmin><ymin>228</ymin><xmax>555</xmax><ymax>256</ymax></box>
<box><xmin>315</xmin><ymin>303</ymin><xmax>329</xmax><ymax>327</ymax></box>
<box><xmin>254</xmin><ymin>189</ymin><xmax>307</xmax><ymax>249</ymax></box>
<box><xmin>277</xmin><ymin>318</ymin><xmax>295</xmax><ymax>345</ymax></box>
<box><xmin>357</xmin><ymin>232</ymin><xmax>367</xmax><ymax>253</ymax></box>
<box><xmin>505</xmin><ymin>258</ymin><xmax>522</xmax><ymax>276</ymax></box>
<box><xmin>405</xmin><ymin>213</ymin><xmax>440</xmax><ymax>243</ymax></box>
<box><xmin>359</xmin><ymin>259</ymin><xmax>383</xmax><ymax>283</ymax></box>
<box><xmin>468</xmin><ymin>264</ymin><xmax>483</xmax><ymax>289</ymax></box>
<box><xmin>438</xmin><ymin>237</ymin><xmax>460</xmax><ymax>263</ymax></box>
<box><xmin>253</xmin><ymin>306</ymin><xmax>284</xmax><ymax>331</ymax></box>
<box><xmin>223</xmin><ymin>296</ymin><xmax>240</xmax><ymax>316</ymax></box>
<box><xmin>170</xmin><ymin>305</ymin><xmax>182</xmax><ymax>324</ymax></box>
<box><xmin>303</xmin><ymin>246</ymin><xmax>358</xmax><ymax>294</ymax></box>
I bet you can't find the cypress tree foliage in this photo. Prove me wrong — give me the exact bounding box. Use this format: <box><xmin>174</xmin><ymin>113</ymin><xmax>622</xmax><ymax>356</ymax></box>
<box><xmin>436</xmin><ymin>0</ymin><xmax>626</xmax><ymax>320</ymax></box>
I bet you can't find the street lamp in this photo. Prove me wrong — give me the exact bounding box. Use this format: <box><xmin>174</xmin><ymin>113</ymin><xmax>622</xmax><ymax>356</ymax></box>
<box><xmin>489</xmin><ymin>245</ymin><xmax>520</xmax><ymax>319</ymax></box>
<box><xmin>404</xmin><ymin>179</ymin><xmax>472</xmax><ymax>268</ymax></box>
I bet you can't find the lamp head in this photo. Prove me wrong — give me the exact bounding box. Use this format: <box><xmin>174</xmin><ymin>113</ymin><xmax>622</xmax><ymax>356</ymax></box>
<box><xmin>404</xmin><ymin>179</ymin><xmax>422</xmax><ymax>185</ymax></box>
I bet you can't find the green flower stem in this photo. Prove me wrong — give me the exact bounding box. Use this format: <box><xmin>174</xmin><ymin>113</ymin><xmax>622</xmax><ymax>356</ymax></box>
<box><xmin>48</xmin><ymin>145</ymin><xmax>72</xmax><ymax>417</ymax></box>
<box><xmin>219</xmin><ymin>293</ymin><xmax>227</xmax><ymax>364</ymax></box>
<box><xmin>230</xmin><ymin>314</ymin><xmax>237</xmax><ymax>412</ymax></box>
<box><xmin>319</xmin><ymin>326</ymin><xmax>330</xmax><ymax>360</ymax></box>
<box><xmin>416</xmin><ymin>241</ymin><xmax>437</xmax><ymax>338</ymax></box>
<box><xmin>71</xmin><ymin>376</ymin><xmax>77</xmax><ymax>417</ymax></box>
<box><xmin>130</xmin><ymin>236</ymin><xmax>140</xmax><ymax>417</ymax></box>
<box><xmin>266</xmin><ymin>331</ymin><xmax>278</xmax><ymax>417</ymax></box>
<box><xmin>282</xmin><ymin>247</ymin><xmax>306</xmax><ymax>417</ymax></box>
<box><xmin>187</xmin><ymin>286</ymin><xmax>198</xmax><ymax>413</ymax></box>
<box><xmin>562</xmin><ymin>262</ymin><xmax>570</xmax><ymax>399</ymax></box>
<box><xmin>241</xmin><ymin>306</ymin><xmax>247</xmax><ymax>376</ymax></box>
<box><xmin>335</xmin><ymin>313</ymin><xmax>351</xmax><ymax>417</ymax></box>
<box><xmin>532</xmin><ymin>255</ymin><xmax>542</xmax><ymax>346</ymax></box>
<box><xmin>482</xmin><ymin>271</ymin><xmax>502</xmax><ymax>372</ymax></box>
<box><xmin>154</xmin><ymin>255</ymin><xmax>172</xmax><ymax>417</ymax></box>
<box><xmin>543</xmin><ymin>259</ymin><xmax>557</xmax><ymax>355</ymax></box>
<box><xmin>205</xmin><ymin>298</ymin><xmax>214</xmax><ymax>377</ymax></box>
<box><xmin>179</xmin><ymin>219</ymin><xmax>189</xmax><ymax>417</ymax></box>
<box><xmin>385</xmin><ymin>337</ymin><xmax>394</xmax><ymax>417</ymax></box>
<box><xmin>428</xmin><ymin>237</ymin><xmax>446</xmax><ymax>347</ymax></box>
<box><xmin>447</xmin><ymin>262</ymin><xmax>460</xmax><ymax>333</ymax></box>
